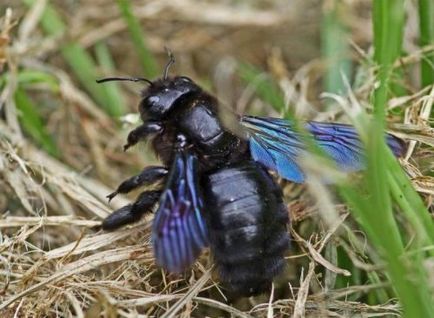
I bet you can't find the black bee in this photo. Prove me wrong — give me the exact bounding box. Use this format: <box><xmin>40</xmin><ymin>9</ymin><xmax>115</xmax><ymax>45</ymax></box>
<box><xmin>97</xmin><ymin>55</ymin><xmax>404</xmax><ymax>296</ymax></box>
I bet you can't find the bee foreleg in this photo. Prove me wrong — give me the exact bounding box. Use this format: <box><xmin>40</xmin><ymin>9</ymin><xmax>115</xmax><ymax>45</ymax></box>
<box><xmin>124</xmin><ymin>122</ymin><xmax>162</xmax><ymax>151</ymax></box>
<box><xmin>102</xmin><ymin>190</ymin><xmax>161</xmax><ymax>230</ymax></box>
<box><xmin>107</xmin><ymin>166</ymin><xmax>167</xmax><ymax>202</ymax></box>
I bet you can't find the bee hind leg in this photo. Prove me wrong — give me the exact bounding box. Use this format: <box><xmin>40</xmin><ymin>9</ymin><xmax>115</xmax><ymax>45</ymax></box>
<box><xmin>102</xmin><ymin>190</ymin><xmax>161</xmax><ymax>230</ymax></box>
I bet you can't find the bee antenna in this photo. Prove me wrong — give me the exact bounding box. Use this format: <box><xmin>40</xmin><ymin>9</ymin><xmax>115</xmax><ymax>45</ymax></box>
<box><xmin>163</xmin><ymin>48</ymin><xmax>175</xmax><ymax>80</ymax></box>
<box><xmin>96</xmin><ymin>77</ymin><xmax>153</xmax><ymax>85</ymax></box>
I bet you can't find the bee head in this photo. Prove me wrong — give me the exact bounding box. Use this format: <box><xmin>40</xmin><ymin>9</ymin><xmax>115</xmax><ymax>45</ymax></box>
<box><xmin>96</xmin><ymin>52</ymin><xmax>201</xmax><ymax>120</ymax></box>
<box><xmin>139</xmin><ymin>75</ymin><xmax>201</xmax><ymax>120</ymax></box>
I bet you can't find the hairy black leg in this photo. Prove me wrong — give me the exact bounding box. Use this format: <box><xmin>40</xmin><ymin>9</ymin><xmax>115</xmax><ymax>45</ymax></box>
<box><xmin>102</xmin><ymin>190</ymin><xmax>161</xmax><ymax>230</ymax></box>
<box><xmin>124</xmin><ymin>122</ymin><xmax>162</xmax><ymax>151</ymax></box>
<box><xmin>107</xmin><ymin>166</ymin><xmax>168</xmax><ymax>202</ymax></box>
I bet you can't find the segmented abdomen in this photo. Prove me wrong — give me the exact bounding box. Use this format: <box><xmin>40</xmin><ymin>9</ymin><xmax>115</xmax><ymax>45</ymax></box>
<box><xmin>202</xmin><ymin>161</ymin><xmax>290</xmax><ymax>296</ymax></box>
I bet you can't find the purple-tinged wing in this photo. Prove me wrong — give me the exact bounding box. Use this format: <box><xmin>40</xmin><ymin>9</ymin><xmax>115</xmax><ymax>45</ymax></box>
<box><xmin>152</xmin><ymin>150</ymin><xmax>208</xmax><ymax>273</ymax></box>
<box><xmin>306</xmin><ymin>121</ymin><xmax>404</xmax><ymax>169</ymax></box>
<box><xmin>245</xmin><ymin>118</ymin><xmax>305</xmax><ymax>182</ymax></box>
<box><xmin>242</xmin><ymin>115</ymin><xmax>405</xmax><ymax>183</ymax></box>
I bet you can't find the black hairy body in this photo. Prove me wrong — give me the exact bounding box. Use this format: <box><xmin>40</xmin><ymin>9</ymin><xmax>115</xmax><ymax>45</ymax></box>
<box><xmin>99</xmin><ymin>72</ymin><xmax>290</xmax><ymax>297</ymax></box>
<box><xmin>145</xmin><ymin>79</ymin><xmax>290</xmax><ymax>296</ymax></box>
<box><xmin>203</xmin><ymin>161</ymin><xmax>289</xmax><ymax>295</ymax></box>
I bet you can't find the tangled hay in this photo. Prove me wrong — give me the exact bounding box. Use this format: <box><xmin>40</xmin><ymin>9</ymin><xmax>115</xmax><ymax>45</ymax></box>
<box><xmin>1</xmin><ymin>1</ymin><xmax>433</xmax><ymax>317</ymax></box>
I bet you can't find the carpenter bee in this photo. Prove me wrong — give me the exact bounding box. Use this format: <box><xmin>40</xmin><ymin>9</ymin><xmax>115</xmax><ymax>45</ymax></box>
<box><xmin>97</xmin><ymin>54</ymin><xmax>404</xmax><ymax>297</ymax></box>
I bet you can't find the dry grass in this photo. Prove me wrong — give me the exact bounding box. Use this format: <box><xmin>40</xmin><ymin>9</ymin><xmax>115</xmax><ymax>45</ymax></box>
<box><xmin>1</xmin><ymin>0</ymin><xmax>433</xmax><ymax>317</ymax></box>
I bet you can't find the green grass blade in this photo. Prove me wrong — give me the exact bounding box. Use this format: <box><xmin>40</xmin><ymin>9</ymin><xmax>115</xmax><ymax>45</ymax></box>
<box><xmin>94</xmin><ymin>42</ymin><xmax>126</xmax><ymax>117</ymax></box>
<box><xmin>116</xmin><ymin>0</ymin><xmax>158</xmax><ymax>78</ymax></box>
<box><xmin>1</xmin><ymin>70</ymin><xmax>58</xmax><ymax>91</ymax></box>
<box><xmin>22</xmin><ymin>0</ymin><xmax>122</xmax><ymax>116</ymax></box>
<box><xmin>365</xmin><ymin>126</ymin><xmax>403</xmax><ymax>256</ymax></box>
<box><xmin>387</xmin><ymin>152</ymin><xmax>434</xmax><ymax>245</ymax></box>
<box><xmin>418</xmin><ymin>0</ymin><xmax>434</xmax><ymax>86</ymax></box>
<box><xmin>14</xmin><ymin>88</ymin><xmax>59</xmax><ymax>156</ymax></box>
<box><xmin>321</xmin><ymin>0</ymin><xmax>352</xmax><ymax>98</ymax></box>
<box><xmin>350</xmin><ymin>0</ymin><xmax>434</xmax><ymax>316</ymax></box>
<box><xmin>59</xmin><ymin>43</ymin><xmax>109</xmax><ymax>108</ymax></box>
<box><xmin>373</xmin><ymin>0</ymin><xmax>405</xmax><ymax>107</ymax></box>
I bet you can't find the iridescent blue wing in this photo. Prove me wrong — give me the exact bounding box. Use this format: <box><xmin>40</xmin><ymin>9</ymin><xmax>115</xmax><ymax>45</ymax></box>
<box><xmin>242</xmin><ymin>115</ymin><xmax>404</xmax><ymax>183</ymax></box>
<box><xmin>152</xmin><ymin>149</ymin><xmax>208</xmax><ymax>273</ymax></box>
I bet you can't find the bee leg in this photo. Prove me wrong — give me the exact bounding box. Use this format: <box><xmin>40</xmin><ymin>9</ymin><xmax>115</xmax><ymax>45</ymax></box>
<box><xmin>102</xmin><ymin>190</ymin><xmax>161</xmax><ymax>230</ymax></box>
<box><xmin>123</xmin><ymin>122</ymin><xmax>162</xmax><ymax>151</ymax></box>
<box><xmin>107</xmin><ymin>166</ymin><xmax>168</xmax><ymax>202</ymax></box>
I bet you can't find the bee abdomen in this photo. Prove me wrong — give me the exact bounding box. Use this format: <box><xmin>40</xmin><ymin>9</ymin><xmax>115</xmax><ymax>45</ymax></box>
<box><xmin>203</xmin><ymin>161</ymin><xmax>290</xmax><ymax>296</ymax></box>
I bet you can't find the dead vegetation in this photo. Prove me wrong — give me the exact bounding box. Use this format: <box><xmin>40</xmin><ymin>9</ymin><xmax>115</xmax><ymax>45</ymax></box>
<box><xmin>0</xmin><ymin>0</ymin><xmax>433</xmax><ymax>317</ymax></box>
